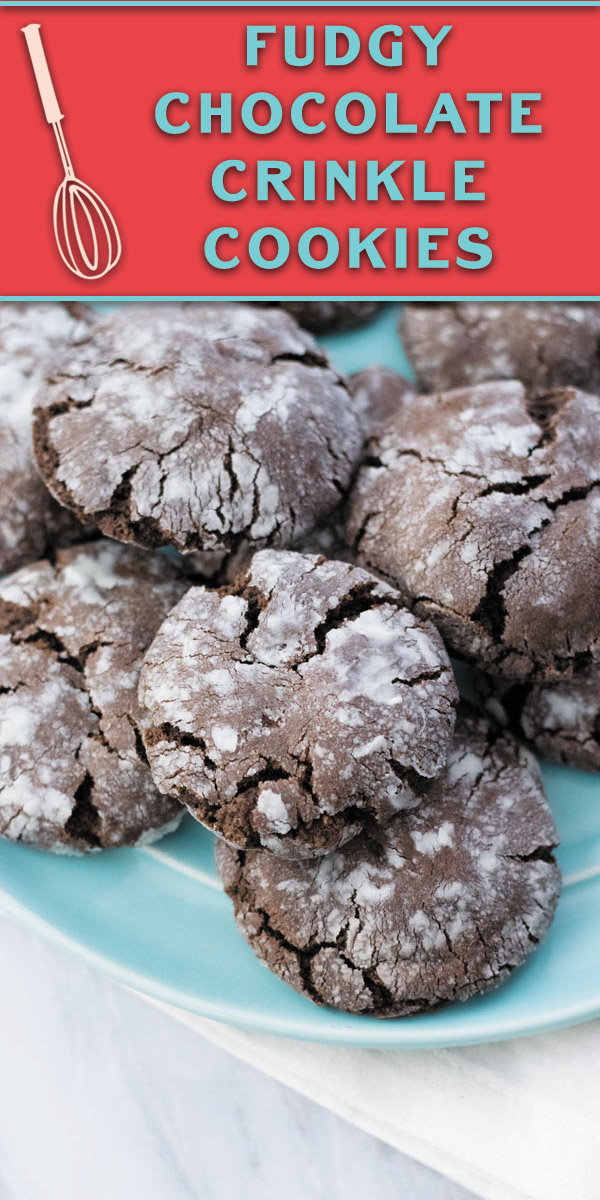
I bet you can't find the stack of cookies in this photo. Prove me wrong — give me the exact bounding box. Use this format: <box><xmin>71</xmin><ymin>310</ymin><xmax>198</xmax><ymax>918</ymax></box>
<box><xmin>5</xmin><ymin>298</ymin><xmax>595</xmax><ymax>1019</ymax></box>
<box><xmin>398</xmin><ymin>300</ymin><xmax>600</xmax><ymax>772</ymax></box>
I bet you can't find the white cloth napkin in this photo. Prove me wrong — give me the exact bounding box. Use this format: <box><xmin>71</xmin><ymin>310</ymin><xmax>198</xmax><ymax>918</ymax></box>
<box><xmin>147</xmin><ymin>999</ymin><xmax>600</xmax><ymax>1200</ymax></box>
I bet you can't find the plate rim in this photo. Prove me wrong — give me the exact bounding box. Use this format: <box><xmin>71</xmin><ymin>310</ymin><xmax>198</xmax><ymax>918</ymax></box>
<box><xmin>2</xmin><ymin>883</ymin><xmax>599</xmax><ymax>1049</ymax></box>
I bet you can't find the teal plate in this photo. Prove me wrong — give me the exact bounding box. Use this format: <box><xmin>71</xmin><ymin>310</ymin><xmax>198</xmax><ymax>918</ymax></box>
<box><xmin>1</xmin><ymin>302</ymin><xmax>599</xmax><ymax>1048</ymax></box>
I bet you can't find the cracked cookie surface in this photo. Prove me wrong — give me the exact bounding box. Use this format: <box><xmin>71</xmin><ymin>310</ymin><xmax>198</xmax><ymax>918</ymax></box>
<box><xmin>400</xmin><ymin>301</ymin><xmax>600</xmax><ymax>395</ymax></box>
<box><xmin>0</xmin><ymin>541</ymin><xmax>185</xmax><ymax>853</ymax></box>
<box><xmin>32</xmin><ymin>303</ymin><xmax>361</xmax><ymax>564</ymax></box>
<box><xmin>138</xmin><ymin>550</ymin><xmax>458</xmax><ymax>858</ymax></box>
<box><xmin>0</xmin><ymin>302</ymin><xmax>94</xmax><ymax>574</ymax></box>
<box><xmin>216</xmin><ymin>709</ymin><xmax>561</xmax><ymax>1017</ymax></box>
<box><xmin>347</xmin><ymin>380</ymin><xmax>600</xmax><ymax>681</ymax></box>
<box><xmin>477</xmin><ymin>669</ymin><xmax>600</xmax><ymax>773</ymax></box>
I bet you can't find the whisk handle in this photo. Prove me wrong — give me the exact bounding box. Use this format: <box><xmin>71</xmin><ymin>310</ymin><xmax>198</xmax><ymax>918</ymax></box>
<box><xmin>22</xmin><ymin>24</ymin><xmax>64</xmax><ymax>125</ymax></box>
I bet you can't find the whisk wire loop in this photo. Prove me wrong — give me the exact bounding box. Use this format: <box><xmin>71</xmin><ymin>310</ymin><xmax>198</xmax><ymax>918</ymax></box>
<box><xmin>54</xmin><ymin>174</ymin><xmax>121</xmax><ymax>280</ymax></box>
<box><xmin>70</xmin><ymin>186</ymin><xmax>100</xmax><ymax>273</ymax></box>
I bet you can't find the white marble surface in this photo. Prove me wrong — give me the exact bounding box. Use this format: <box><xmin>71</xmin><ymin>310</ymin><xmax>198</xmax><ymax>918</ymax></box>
<box><xmin>0</xmin><ymin>913</ymin><xmax>477</xmax><ymax>1200</ymax></box>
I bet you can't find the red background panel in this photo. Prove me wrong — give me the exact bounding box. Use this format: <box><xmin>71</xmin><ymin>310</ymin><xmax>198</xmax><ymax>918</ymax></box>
<box><xmin>0</xmin><ymin>5</ymin><xmax>598</xmax><ymax>297</ymax></box>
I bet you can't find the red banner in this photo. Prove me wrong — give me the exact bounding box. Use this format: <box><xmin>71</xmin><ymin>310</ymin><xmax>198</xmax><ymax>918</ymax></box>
<box><xmin>1</xmin><ymin>5</ymin><xmax>598</xmax><ymax>297</ymax></box>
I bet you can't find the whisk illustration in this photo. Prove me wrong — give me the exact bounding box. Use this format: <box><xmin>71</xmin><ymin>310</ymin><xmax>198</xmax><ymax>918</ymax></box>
<box><xmin>22</xmin><ymin>24</ymin><xmax>121</xmax><ymax>281</ymax></box>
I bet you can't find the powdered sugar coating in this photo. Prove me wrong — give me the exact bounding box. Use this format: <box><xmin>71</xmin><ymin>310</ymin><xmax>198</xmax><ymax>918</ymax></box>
<box><xmin>0</xmin><ymin>302</ymin><xmax>94</xmax><ymax>573</ymax></box>
<box><xmin>139</xmin><ymin>550</ymin><xmax>458</xmax><ymax>858</ymax></box>
<box><xmin>348</xmin><ymin>381</ymin><xmax>600</xmax><ymax>681</ymax></box>
<box><xmin>33</xmin><ymin>303</ymin><xmax>361</xmax><ymax>565</ymax></box>
<box><xmin>0</xmin><ymin>541</ymin><xmax>185</xmax><ymax>853</ymax></box>
<box><xmin>217</xmin><ymin>709</ymin><xmax>561</xmax><ymax>1017</ymax></box>
<box><xmin>400</xmin><ymin>301</ymin><xmax>600</xmax><ymax>395</ymax></box>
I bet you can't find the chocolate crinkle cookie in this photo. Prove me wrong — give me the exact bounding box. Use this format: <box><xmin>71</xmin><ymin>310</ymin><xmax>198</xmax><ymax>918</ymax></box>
<box><xmin>400</xmin><ymin>301</ymin><xmax>600</xmax><ymax>395</ymax></box>
<box><xmin>0</xmin><ymin>541</ymin><xmax>185</xmax><ymax>853</ymax></box>
<box><xmin>216</xmin><ymin>709</ymin><xmax>561</xmax><ymax>1018</ymax></box>
<box><xmin>0</xmin><ymin>302</ymin><xmax>95</xmax><ymax>574</ymax></box>
<box><xmin>264</xmin><ymin>301</ymin><xmax>383</xmax><ymax>334</ymax></box>
<box><xmin>347</xmin><ymin>380</ymin><xmax>600</xmax><ymax>681</ymax></box>
<box><xmin>32</xmin><ymin>303</ymin><xmax>361</xmax><ymax>566</ymax></box>
<box><xmin>477</xmin><ymin>670</ymin><xmax>600</xmax><ymax>773</ymax></box>
<box><xmin>138</xmin><ymin>550</ymin><xmax>458</xmax><ymax>858</ymax></box>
